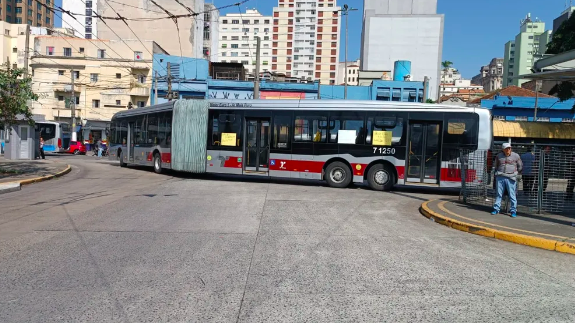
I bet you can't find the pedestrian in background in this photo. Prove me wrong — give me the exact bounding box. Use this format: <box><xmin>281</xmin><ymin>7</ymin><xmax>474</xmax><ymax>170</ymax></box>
<box><xmin>39</xmin><ymin>137</ymin><xmax>45</xmax><ymax>160</ymax></box>
<box><xmin>521</xmin><ymin>148</ymin><xmax>536</xmax><ymax>195</ymax></box>
<box><xmin>97</xmin><ymin>139</ymin><xmax>103</xmax><ymax>158</ymax></box>
<box><xmin>492</xmin><ymin>143</ymin><xmax>523</xmax><ymax>217</ymax></box>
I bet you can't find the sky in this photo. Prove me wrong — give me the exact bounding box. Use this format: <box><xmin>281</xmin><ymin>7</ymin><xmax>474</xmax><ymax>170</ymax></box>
<box><xmin>55</xmin><ymin>0</ymin><xmax>569</xmax><ymax>79</ymax></box>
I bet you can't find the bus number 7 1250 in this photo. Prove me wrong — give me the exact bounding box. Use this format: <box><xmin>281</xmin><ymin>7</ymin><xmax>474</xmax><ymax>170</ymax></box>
<box><xmin>373</xmin><ymin>147</ymin><xmax>396</xmax><ymax>155</ymax></box>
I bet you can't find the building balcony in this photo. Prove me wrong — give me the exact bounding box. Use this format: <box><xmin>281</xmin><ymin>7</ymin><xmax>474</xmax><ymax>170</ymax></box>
<box><xmin>129</xmin><ymin>86</ymin><xmax>151</xmax><ymax>97</ymax></box>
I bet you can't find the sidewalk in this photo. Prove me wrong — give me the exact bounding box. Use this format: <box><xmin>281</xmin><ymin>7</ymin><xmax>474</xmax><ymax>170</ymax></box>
<box><xmin>421</xmin><ymin>199</ymin><xmax>575</xmax><ymax>255</ymax></box>
<box><xmin>0</xmin><ymin>156</ymin><xmax>71</xmax><ymax>193</ymax></box>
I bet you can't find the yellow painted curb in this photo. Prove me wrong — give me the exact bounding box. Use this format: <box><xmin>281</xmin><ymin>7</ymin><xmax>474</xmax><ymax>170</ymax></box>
<box><xmin>3</xmin><ymin>164</ymin><xmax>72</xmax><ymax>187</ymax></box>
<box><xmin>420</xmin><ymin>200</ymin><xmax>575</xmax><ymax>256</ymax></box>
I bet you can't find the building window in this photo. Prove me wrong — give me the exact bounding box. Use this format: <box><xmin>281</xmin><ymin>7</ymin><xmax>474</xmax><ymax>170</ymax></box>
<box><xmin>137</xmin><ymin>101</ymin><xmax>146</xmax><ymax>108</ymax></box>
<box><xmin>72</xmin><ymin>71</ymin><xmax>80</xmax><ymax>80</ymax></box>
<box><xmin>90</xmin><ymin>73</ymin><xmax>98</xmax><ymax>82</ymax></box>
<box><xmin>58</xmin><ymin>70</ymin><xmax>64</xmax><ymax>75</ymax></box>
<box><xmin>45</xmin><ymin>17</ymin><xmax>50</xmax><ymax>25</ymax></box>
<box><xmin>116</xmin><ymin>73</ymin><xmax>121</xmax><ymax>79</ymax></box>
<box><xmin>134</xmin><ymin>51</ymin><xmax>143</xmax><ymax>60</ymax></box>
<box><xmin>63</xmin><ymin>48</ymin><xmax>72</xmax><ymax>57</ymax></box>
<box><xmin>116</xmin><ymin>100</ymin><xmax>121</xmax><ymax>106</ymax></box>
<box><xmin>138</xmin><ymin>75</ymin><xmax>146</xmax><ymax>84</ymax></box>
<box><xmin>231</xmin><ymin>44</ymin><xmax>238</xmax><ymax>48</ymax></box>
<box><xmin>58</xmin><ymin>95</ymin><xmax>64</xmax><ymax>101</ymax></box>
<box><xmin>232</xmin><ymin>20</ymin><xmax>239</xmax><ymax>24</ymax></box>
<box><xmin>37</xmin><ymin>13</ymin><xmax>41</xmax><ymax>21</ymax></box>
<box><xmin>222</xmin><ymin>36</ymin><xmax>227</xmax><ymax>40</ymax></box>
<box><xmin>97</xmin><ymin>49</ymin><xmax>105</xmax><ymax>58</ymax></box>
<box><xmin>92</xmin><ymin>100</ymin><xmax>100</xmax><ymax>108</ymax></box>
<box><xmin>222</xmin><ymin>20</ymin><xmax>228</xmax><ymax>24</ymax></box>
<box><xmin>15</xmin><ymin>7</ymin><xmax>22</xmax><ymax>14</ymax></box>
<box><xmin>79</xmin><ymin>47</ymin><xmax>85</xmax><ymax>53</ymax></box>
<box><xmin>6</xmin><ymin>5</ymin><xmax>11</xmax><ymax>12</ymax></box>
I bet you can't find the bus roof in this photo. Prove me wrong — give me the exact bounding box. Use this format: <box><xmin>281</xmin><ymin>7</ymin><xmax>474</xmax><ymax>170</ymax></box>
<box><xmin>112</xmin><ymin>99</ymin><xmax>487</xmax><ymax>119</ymax></box>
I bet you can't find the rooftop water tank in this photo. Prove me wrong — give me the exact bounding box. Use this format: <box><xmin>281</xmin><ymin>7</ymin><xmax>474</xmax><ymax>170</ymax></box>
<box><xmin>393</xmin><ymin>60</ymin><xmax>412</xmax><ymax>81</ymax></box>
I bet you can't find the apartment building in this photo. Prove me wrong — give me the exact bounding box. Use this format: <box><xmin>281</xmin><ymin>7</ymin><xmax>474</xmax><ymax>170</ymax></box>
<box><xmin>503</xmin><ymin>14</ymin><xmax>552</xmax><ymax>87</ymax></box>
<box><xmin>97</xmin><ymin>0</ymin><xmax>203</xmax><ymax>58</ymax></box>
<box><xmin>61</xmin><ymin>0</ymin><xmax>97</xmax><ymax>38</ymax></box>
<box><xmin>29</xmin><ymin>36</ymin><xmax>168</xmax><ymax>124</ymax></box>
<box><xmin>0</xmin><ymin>0</ymin><xmax>54</xmax><ymax>27</ymax></box>
<box><xmin>218</xmin><ymin>9</ymin><xmax>272</xmax><ymax>77</ymax></box>
<box><xmin>336</xmin><ymin>59</ymin><xmax>360</xmax><ymax>85</ymax></box>
<box><xmin>203</xmin><ymin>3</ymin><xmax>219</xmax><ymax>61</ymax></box>
<box><xmin>272</xmin><ymin>0</ymin><xmax>341</xmax><ymax>85</ymax></box>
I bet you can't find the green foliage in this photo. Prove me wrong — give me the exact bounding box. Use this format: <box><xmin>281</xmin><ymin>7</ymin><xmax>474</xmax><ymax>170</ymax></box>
<box><xmin>425</xmin><ymin>99</ymin><xmax>435</xmax><ymax>104</ymax></box>
<box><xmin>0</xmin><ymin>67</ymin><xmax>38</xmax><ymax>129</ymax></box>
<box><xmin>546</xmin><ymin>13</ymin><xmax>575</xmax><ymax>55</ymax></box>
<box><xmin>441</xmin><ymin>61</ymin><xmax>453</xmax><ymax>70</ymax></box>
<box><xmin>545</xmin><ymin>13</ymin><xmax>575</xmax><ymax>112</ymax></box>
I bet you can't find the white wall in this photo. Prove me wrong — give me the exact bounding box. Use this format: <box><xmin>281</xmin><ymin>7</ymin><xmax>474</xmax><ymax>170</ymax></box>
<box><xmin>364</xmin><ymin>0</ymin><xmax>438</xmax><ymax>15</ymax></box>
<box><xmin>62</xmin><ymin>0</ymin><xmax>97</xmax><ymax>38</ymax></box>
<box><xmin>361</xmin><ymin>15</ymin><xmax>444</xmax><ymax>99</ymax></box>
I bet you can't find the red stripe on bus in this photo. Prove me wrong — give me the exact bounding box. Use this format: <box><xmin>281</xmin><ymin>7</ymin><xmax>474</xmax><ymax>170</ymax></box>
<box><xmin>351</xmin><ymin>164</ymin><xmax>368</xmax><ymax>177</ymax></box>
<box><xmin>161</xmin><ymin>153</ymin><xmax>171</xmax><ymax>164</ymax></box>
<box><xmin>396</xmin><ymin>166</ymin><xmax>405</xmax><ymax>180</ymax></box>
<box><xmin>440</xmin><ymin>168</ymin><xmax>477</xmax><ymax>182</ymax></box>
<box><xmin>224</xmin><ymin>157</ymin><xmax>242</xmax><ymax>168</ymax></box>
<box><xmin>269</xmin><ymin>159</ymin><xmax>324</xmax><ymax>173</ymax></box>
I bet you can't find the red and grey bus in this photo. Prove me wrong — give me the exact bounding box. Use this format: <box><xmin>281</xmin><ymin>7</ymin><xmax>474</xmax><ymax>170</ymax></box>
<box><xmin>108</xmin><ymin>99</ymin><xmax>491</xmax><ymax>191</ymax></box>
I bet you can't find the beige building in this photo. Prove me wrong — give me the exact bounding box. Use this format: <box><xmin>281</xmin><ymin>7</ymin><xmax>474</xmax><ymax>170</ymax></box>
<box><xmin>30</xmin><ymin>36</ymin><xmax>168</xmax><ymax>126</ymax></box>
<box><xmin>0</xmin><ymin>21</ymin><xmax>32</xmax><ymax>70</ymax></box>
<box><xmin>336</xmin><ymin>59</ymin><xmax>360</xmax><ymax>85</ymax></box>
<box><xmin>272</xmin><ymin>0</ymin><xmax>341</xmax><ymax>85</ymax></box>
<box><xmin>97</xmin><ymin>0</ymin><xmax>204</xmax><ymax>58</ymax></box>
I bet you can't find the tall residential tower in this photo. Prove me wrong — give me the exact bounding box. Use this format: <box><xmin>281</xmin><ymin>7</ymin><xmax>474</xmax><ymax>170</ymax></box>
<box><xmin>271</xmin><ymin>0</ymin><xmax>341</xmax><ymax>85</ymax></box>
<box><xmin>503</xmin><ymin>14</ymin><xmax>552</xmax><ymax>87</ymax></box>
<box><xmin>62</xmin><ymin>0</ymin><xmax>97</xmax><ymax>38</ymax></box>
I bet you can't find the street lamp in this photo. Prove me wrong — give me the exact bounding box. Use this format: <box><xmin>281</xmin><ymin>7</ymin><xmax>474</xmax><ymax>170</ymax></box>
<box><xmin>335</xmin><ymin>4</ymin><xmax>358</xmax><ymax>99</ymax></box>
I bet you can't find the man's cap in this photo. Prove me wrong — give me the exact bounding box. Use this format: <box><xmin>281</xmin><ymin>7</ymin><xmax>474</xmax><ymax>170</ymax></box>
<box><xmin>502</xmin><ymin>143</ymin><xmax>512</xmax><ymax>149</ymax></box>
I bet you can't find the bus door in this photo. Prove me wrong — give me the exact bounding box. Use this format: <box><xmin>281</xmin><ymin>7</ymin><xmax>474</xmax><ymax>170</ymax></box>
<box><xmin>244</xmin><ymin>118</ymin><xmax>270</xmax><ymax>174</ymax></box>
<box><xmin>127</xmin><ymin>122</ymin><xmax>135</xmax><ymax>162</ymax></box>
<box><xmin>406</xmin><ymin>122</ymin><xmax>442</xmax><ymax>184</ymax></box>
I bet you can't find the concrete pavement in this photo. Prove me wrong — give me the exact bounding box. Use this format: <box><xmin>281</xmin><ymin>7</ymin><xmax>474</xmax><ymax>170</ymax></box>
<box><xmin>1</xmin><ymin>155</ymin><xmax>575</xmax><ymax>322</ymax></box>
<box><xmin>422</xmin><ymin>199</ymin><xmax>575</xmax><ymax>254</ymax></box>
<box><xmin>0</xmin><ymin>156</ymin><xmax>70</xmax><ymax>193</ymax></box>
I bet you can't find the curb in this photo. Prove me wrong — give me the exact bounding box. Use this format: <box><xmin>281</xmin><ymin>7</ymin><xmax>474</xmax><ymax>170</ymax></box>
<box><xmin>0</xmin><ymin>165</ymin><xmax>72</xmax><ymax>192</ymax></box>
<box><xmin>420</xmin><ymin>200</ymin><xmax>575</xmax><ymax>255</ymax></box>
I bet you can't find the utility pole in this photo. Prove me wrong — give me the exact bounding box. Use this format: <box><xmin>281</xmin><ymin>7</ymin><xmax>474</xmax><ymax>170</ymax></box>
<box><xmin>254</xmin><ymin>36</ymin><xmax>261</xmax><ymax>99</ymax></box>
<box><xmin>336</xmin><ymin>4</ymin><xmax>357</xmax><ymax>99</ymax></box>
<box><xmin>166</xmin><ymin>62</ymin><xmax>173</xmax><ymax>101</ymax></box>
<box><xmin>70</xmin><ymin>69</ymin><xmax>77</xmax><ymax>141</ymax></box>
<box><xmin>154</xmin><ymin>71</ymin><xmax>158</xmax><ymax>105</ymax></box>
<box><xmin>23</xmin><ymin>24</ymin><xmax>30</xmax><ymax>77</ymax></box>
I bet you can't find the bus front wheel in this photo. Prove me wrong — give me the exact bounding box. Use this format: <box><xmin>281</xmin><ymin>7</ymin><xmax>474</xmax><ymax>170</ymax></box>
<box><xmin>119</xmin><ymin>151</ymin><xmax>127</xmax><ymax>167</ymax></box>
<box><xmin>153</xmin><ymin>153</ymin><xmax>163</xmax><ymax>174</ymax></box>
<box><xmin>325</xmin><ymin>162</ymin><xmax>352</xmax><ymax>188</ymax></box>
<box><xmin>367</xmin><ymin>164</ymin><xmax>395</xmax><ymax>191</ymax></box>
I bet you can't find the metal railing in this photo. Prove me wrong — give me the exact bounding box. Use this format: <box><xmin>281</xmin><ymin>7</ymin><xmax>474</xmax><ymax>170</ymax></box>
<box><xmin>460</xmin><ymin>146</ymin><xmax>575</xmax><ymax>215</ymax></box>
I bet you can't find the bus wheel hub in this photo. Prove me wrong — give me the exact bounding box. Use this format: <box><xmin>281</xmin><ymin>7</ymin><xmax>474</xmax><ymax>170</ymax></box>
<box><xmin>331</xmin><ymin>168</ymin><xmax>346</xmax><ymax>183</ymax></box>
<box><xmin>375</xmin><ymin>170</ymin><xmax>388</xmax><ymax>185</ymax></box>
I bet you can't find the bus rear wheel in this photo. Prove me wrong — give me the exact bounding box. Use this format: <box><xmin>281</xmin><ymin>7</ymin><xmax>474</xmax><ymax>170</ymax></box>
<box><xmin>367</xmin><ymin>164</ymin><xmax>395</xmax><ymax>191</ymax></box>
<box><xmin>119</xmin><ymin>151</ymin><xmax>127</xmax><ymax>167</ymax></box>
<box><xmin>325</xmin><ymin>162</ymin><xmax>352</xmax><ymax>188</ymax></box>
<box><xmin>153</xmin><ymin>153</ymin><xmax>163</xmax><ymax>174</ymax></box>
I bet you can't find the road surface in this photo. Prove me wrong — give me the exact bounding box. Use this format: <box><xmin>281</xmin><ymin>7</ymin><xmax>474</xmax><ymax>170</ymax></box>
<box><xmin>1</xmin><ymin>155</ymin><xmax>574</xmax><ymax>322</ymax></box>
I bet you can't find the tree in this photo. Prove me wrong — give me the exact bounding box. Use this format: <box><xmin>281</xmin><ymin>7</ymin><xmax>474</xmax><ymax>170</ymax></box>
<box><xmin>545</xmin><ymin>13</ymin><xmax>575</xmax><ymax>111</ymax></box>
<box><xmin>441</xmin><ymin>61</ymin><xmax>453</xmax><ymax>83</ymax></box>
<box><xmin>0</xmin><ymin>66</ymin><xmax>38</xmax><ymax>130</ymax></box>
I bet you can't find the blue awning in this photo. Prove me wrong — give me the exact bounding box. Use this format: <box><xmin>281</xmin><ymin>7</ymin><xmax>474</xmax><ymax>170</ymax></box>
<box><xmin>392</xmin><ymin>89</ymin><xmax>401</xmax><ymax>98</ymax></box>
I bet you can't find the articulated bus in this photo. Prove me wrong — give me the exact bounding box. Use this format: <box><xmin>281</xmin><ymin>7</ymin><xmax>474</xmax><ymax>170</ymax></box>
<box><xmin>37</xmin><ymin>121</ymin><xmax>71</xmax><ymax>153</ymax></box>
<box><xmin>108</xmin><ymin>99</ymin><xmax>492</xmax><ymax>191</ymax></box>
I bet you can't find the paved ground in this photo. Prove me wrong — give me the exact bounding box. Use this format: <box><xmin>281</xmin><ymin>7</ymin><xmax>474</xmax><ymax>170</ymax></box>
<box><xmin>0</xmin><ymin>156</ymin><xmax>69</xmax><ymax>184</ymax></box>
<box><xmin>1</xmin><ymin>154</ymin><xmax>575</xmax><ymax>322</ymax></box>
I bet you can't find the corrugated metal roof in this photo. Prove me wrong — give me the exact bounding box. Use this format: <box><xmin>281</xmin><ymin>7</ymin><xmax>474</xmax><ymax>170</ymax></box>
<box><xmin>493</xmin><ymin>120</ymin><xmax>575</xmax><ymax>139</ymax></box>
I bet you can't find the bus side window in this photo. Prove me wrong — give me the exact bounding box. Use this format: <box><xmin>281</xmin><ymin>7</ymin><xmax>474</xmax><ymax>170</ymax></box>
<box><xmin>294</xmin><ymin>115</ymin><xmax>327</xmax><ymax>143</ymax></box>
<box><xmin>148</xmin><ymin>114</ymin><xmax>159</xmax><ymax>145</ymax></box>
<box><xmin>273</xmin><ymin>115</ymin><xmax>291</xmax><ymax>149</ymax></box>
<box><xmin>366</xmin><ymin>114</ymin><xmax>405</xmax><ymax>146</ymax></box>
<box><xmin>329</xmin><ymin>112</ymin><xmax>365</xmax><ymax>144</ymax></box>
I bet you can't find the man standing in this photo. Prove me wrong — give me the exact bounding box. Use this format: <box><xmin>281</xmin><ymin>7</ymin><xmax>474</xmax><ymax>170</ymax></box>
<box><xmin>492</xmin><ymin>143</ymin><xmax>523</xmax><ymax>217</ymax></box>
<box><xmin>39</xmin><ymin>137</ymin><xmax>45</xmax><ymax>160</ymax></box>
